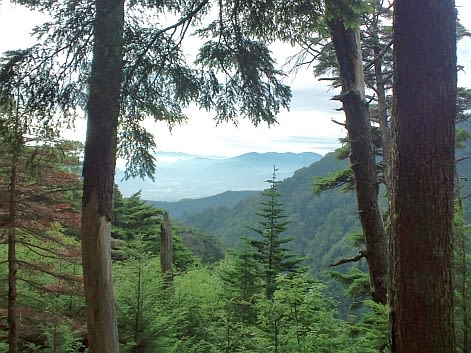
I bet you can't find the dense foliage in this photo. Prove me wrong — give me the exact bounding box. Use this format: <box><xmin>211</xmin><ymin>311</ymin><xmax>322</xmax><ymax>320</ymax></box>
<box><xmin>1</xmin><ymin>141</ymin><xmax>470</xmax><ymax>352</ymax></box>
<box><xmin>0</xmin><ymin>0</ymin><xmax>468</xmax><ymax>351</ymax></box>
<box><xmin>0</xmin><ymin>173</ymin><xmax>392</xmax><ymax>352</ymax></box>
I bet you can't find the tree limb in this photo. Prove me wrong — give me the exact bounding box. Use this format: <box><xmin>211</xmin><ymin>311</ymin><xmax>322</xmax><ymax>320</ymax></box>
<box><xmin>329</xmin><ymin>250</ymin><xmax>367</xmax><ymax>267</ymax></box>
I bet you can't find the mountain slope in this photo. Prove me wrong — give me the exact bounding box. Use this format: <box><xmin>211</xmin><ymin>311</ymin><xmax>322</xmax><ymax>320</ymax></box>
<box><xmin>175</xmin><ymin>140</ymin><xmax>471</xmax><ymax>276</ymax></box>
<box><xmin>178</xmin><ymin>153</ymin><xmax>363</xmax><ymax>275</ymax></box>
<box><xmin>147</xmin><ymin>190</ymin><xmax>260</xmax><ymax>219</ymax></box>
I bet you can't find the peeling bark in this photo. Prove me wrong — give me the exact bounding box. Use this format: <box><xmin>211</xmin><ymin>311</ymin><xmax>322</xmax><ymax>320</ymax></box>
<box><xmin>80</xmin><ymin>0</ymin><xmax>124</xmax><ymax>351</ymax></box>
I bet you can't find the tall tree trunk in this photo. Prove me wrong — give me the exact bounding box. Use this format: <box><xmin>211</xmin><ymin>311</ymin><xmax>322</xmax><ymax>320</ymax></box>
<box><xmin>327</xmin><ymin>16</ymin><xmax>388</xmax><ymax>304</ymax></box>
<box><xmin>80</xmin><ymin>0</ymin><xmax>124</xmax><ymax>351</ymax></box>
<box><xmin>372</xmin><ymin>44</ymin><xmax>392</xmax><ymax>192</ymax></box>
<box><xmin>160</xmin><ymin>211</ymin><xmax>173</xmax><ymax>285</ymax></box>
<box><xmin>390</xmin><ymin>0</ymin><xmax>456</xmax><ymax>352</ymax></box>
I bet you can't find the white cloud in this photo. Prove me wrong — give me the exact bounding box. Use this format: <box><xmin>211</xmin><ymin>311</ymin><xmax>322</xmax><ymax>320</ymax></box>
<box><xmin>2</xmin><ymin>1</ymin><xmax>470</xmax><ymax>159</ymax></box>
<box><xmin>0</xmin><ymin>3</ymin><xmax>45</xmax><ymax>52</ymax></box>
<box><xmin>457</xmin><ymin>0</ymin><xmax>471</xmax><ymax>87</ymax></box>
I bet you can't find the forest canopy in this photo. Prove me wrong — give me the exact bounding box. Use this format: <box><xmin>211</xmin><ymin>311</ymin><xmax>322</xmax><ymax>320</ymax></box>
<box><xmin>0</xmin><ymin>0</ymin><xmax>467</xmax><ymax>352</ymax></box>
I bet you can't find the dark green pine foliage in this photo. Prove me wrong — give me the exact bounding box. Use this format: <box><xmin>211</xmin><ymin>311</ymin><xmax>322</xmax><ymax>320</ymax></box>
<box><xmin>211</xmin><ymin>238</ymin><xmax>263</xmax><ymax>353</ymax></box>
<box><xmin>112</xmin><ymin>186</ymin><xmax>162</xmax><ymax>253</ymax></box>
<box><xmin>247</xmin><ymin>167</ymin><xmax>303</xmax><ymax>299</ymax></box>
<box><xmin>111</xmin><ymin>187</ymin><xmax>199</xmax><ymax>270</ymax></box>
<box><xmin>219</xmin><ymin>237</ymin><xmax>262</xmax><ymax>325</ymax></box>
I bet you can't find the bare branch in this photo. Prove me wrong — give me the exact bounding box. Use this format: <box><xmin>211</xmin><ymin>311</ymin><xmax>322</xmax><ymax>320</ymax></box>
<box><xmin>456</xmin><ymin>156</ymin><xmax>471</xmax><ymax>164</ymax></box>
<box><xmin>329</xmin><ymin>250</ymin><xmax>367</xmax><ymax>267</ymax></box>
<box><xmin>331</xmin><ymin>118</ymin><xmax>346</xmax><ymax>127</ymax></box>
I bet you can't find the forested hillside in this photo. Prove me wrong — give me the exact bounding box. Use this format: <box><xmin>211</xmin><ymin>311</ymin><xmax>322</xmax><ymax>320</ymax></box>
<box><xmin>0</xmin><ymin>151</ymin><xmax>388</xmax><ymax>351</ymax></box>
<box><xmin>178</xmin><ymin>133</ymin><xmax>471</xmax><ymax>276</ymax></box>
<box><xmin>0</xmin><ymin>0</ymin><xmax>466</xmax><ymax>351</ymax></box>
<box><xmin>179</xmin><ymin>152</ymin><xmax>364</xmax><ymax>274</ymax></box>
<box><xmin>147</xmin><ymin>190</ymin><xmax>259</xmax><ymax>219</ymax></box>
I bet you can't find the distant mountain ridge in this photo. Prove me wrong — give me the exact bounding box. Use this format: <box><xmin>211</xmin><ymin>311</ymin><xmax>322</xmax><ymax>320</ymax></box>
<box><xmin>116</xmin><ymin>151</ymin><xmax>322</xmax><ymax>201</ymax></box>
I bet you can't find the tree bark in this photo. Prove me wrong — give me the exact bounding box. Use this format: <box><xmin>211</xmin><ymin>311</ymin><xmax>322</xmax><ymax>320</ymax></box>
<box><xmin>390</xmin><ymin>0</ymin><xmax>456</xmax><ymax>352</ymax></box>
<box><xmin>328</xmin><ymin>17</ymin><xmax>388</xmax><ymax>304</ymax></box>
<box><xmin>80</xmin><ymin>0</ymin><xmax>124</xmax><ymax>351</ymax></box>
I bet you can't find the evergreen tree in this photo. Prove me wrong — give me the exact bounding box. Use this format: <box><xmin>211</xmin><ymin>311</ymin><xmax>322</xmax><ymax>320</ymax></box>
<box><xmin>112</xmin><ymin>188</ymin><xmax>162</xmax><ymax>252</ymax></box>
<box><xmin>111</xmin><ymin>188</ymin><xmax>200</xmax><ymax>271</ymax></box>
<box><xmin>113</xmin><ymin>246</ymin><xmax>163</xmax><ymax>353</ymax></box>
<box><xmin>256</xmin><ymin>274</ymin><xmax>351</xmax><ymax>353</ymax></box>
<box><xmin>0</xmin><ymin>140</ymin><xmax>84</xmax><ymax>352</ymax></box>
<box><xmin>247</xmin><ymin>167</ymin><xmax>302</xmax><ymax>299</ymax></box>
<box><xmin>0</xmin><ymin>3</ymin><xmax>291</xmax><ymax>345</ymax></box>
<box><xmin>0</xmin><ymin>95</ymin><xmax>83</xmax><ymax>352</ymax></box>
<box><xmin>219</xmin><ymin>237</ymin><xmax>262</xmax><ymax>325</ymax></box>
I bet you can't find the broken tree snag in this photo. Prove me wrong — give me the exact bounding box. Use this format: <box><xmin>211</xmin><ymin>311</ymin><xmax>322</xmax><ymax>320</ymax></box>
<box><xmin>327</xmin><ymin>12</ymin><xmax>388</xmax><ymax>304</ymax></box>
<box><xmin>160</xmin><ymin>211</ymin><xmax>173</xmax><ymax>285</ymax></box>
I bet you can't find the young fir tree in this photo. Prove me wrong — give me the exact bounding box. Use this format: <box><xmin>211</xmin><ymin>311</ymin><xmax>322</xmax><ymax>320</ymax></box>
<box><xmin>111</xmin><ymin>187</ymin><xmax>198</xmax><ymax>271</ymax></box>
<box><xmin>219</xmin><ymin>237</ymin><xmax>262</xmax><ymax>326</ymax></box>
<box><xmin>111</xmin><ymin>187</ymin><xmax>162</xmax><ymax>254</ymax></box>
<box><xmin>113</xmin><ymin>241</ymin><xmax>163</xmax><ymax>353</ymax></box>
<box><xmin>212</xmin><ymin>239</ymin><xmax>262</xmax><ymax>353</ymax></box>
<box><xmin>247</xmin><ymin>167</ymin><xmax>302</xmax><ymax>299</ymax></box>
<box><xmin>0</xmin><ymin>142</ymin><xmax>84</xmax><ymax>352</ymax></box>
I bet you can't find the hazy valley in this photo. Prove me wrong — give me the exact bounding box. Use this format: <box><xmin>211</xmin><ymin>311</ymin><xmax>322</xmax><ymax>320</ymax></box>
<box><xmin>116</xmin><ymin>151</ymin><xmax>322</xmax><ymax>201</ymax></box>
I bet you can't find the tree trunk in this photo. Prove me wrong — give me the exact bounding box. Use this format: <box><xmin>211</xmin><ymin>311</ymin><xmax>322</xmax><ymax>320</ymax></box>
<box><xmin>389</xmin><ymin>0</ymin><xmax>456</xmax><ymax>351</ymax></box>
<box><xmin>328</xmin><ymin>17</ymin><xmax>388</xmax><ymax>304</ymax></box>
<box><xmin>80</xmin><ymin>0</ymin><xmax>124</xmax><ymax>351</ymax></box>
<box><xmin>373</xmin><ymin>45</ymin><xmax>392</xmax><ymax>192</ymax></box>
<box><xmin>160</xmin><ymin>211</ymin><xmax>173</xmax><ymax>285</ymax></box>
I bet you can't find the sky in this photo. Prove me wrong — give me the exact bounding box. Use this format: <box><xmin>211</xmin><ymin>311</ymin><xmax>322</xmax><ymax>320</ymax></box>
<box><xmin>0</xmin><ymin>1</ymin><xmax>470</xmax><ymax>158</ymax></box>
